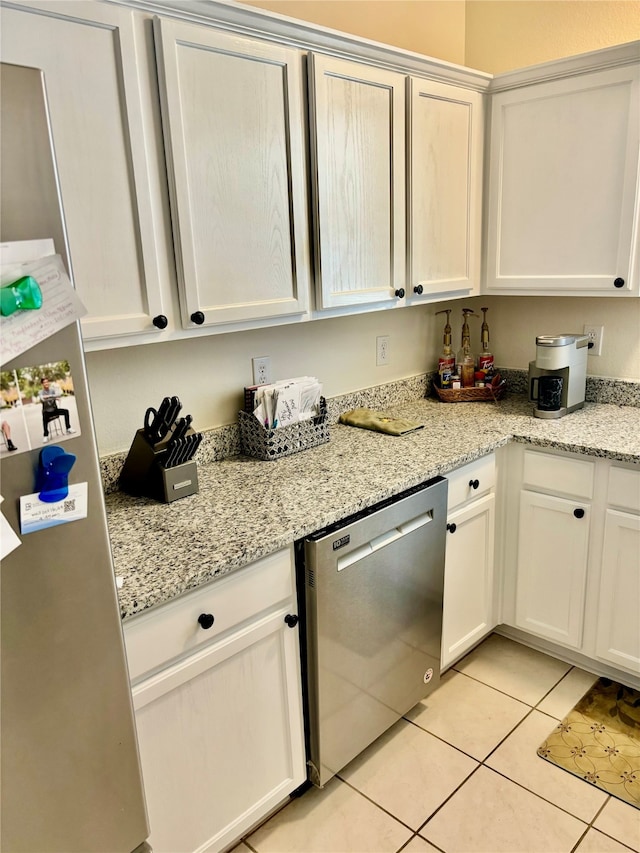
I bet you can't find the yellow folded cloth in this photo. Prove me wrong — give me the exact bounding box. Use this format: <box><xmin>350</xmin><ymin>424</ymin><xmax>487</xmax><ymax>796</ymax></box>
<box><xmin>338</xmin><ymin>408</ymin><xmax>424</xmax><ymax>436</ymax></box>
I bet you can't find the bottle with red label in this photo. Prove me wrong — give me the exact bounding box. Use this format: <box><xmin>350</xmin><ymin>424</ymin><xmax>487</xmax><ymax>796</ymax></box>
<box><xmin>456</xmin><ymin>308</ymin><xmax>478</xmax><ymax>388</ymax></box>
<box><xmin>478</xmin><ymin>307</ymin><xmax>494</xmax><ymax>377</ymax></box>
<box><xmin>435</xmin><ymin>309</ymin><xmax>456</xmax><ymax>387</ymax></box>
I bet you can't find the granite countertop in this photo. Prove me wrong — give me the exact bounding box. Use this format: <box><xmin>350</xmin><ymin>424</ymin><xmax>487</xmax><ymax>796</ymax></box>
<box><xmin>107</xmin><ymin>394</ymin><xmax>640</xmax><ymax>621</ymax></box>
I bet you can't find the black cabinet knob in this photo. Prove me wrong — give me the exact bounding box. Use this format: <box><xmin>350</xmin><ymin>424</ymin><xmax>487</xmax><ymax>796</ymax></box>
<box><xmin>284</xmin><ymin>614</ymin><xmax>299</xmax><ymax>628</ymax></box>
<box><xmin>152</xmin><ymin>314</ymin><xmax>168</xmax><ymax>329</ymax></box>
<box><xmin>197</xmin><ymin>613</ymin><xmax>215</xmax><ymax>629</ymax></box>
<box><xmin>447</xmin><ymin>523</ymin><xmax>457</xmax><ymax>533</ymax></box>
<box><xmin>394</xmin><ymin>288</ymin><xmax>405</xmax><ymax>299</ymax></box>
<box><xmin>573</xmin><ymin>508</ymin><xmax>585</xmax><ymax>519</ymax></box>
<box><xmin>413</xmin><ymin>285</ymin><xmax>423</xmax><ymax>295</ymax></box>
<box><xmin>614</xmin><ymin>277</ymin><xmax>625</xmax><ymax>288</ymax></box>
<box><xmin>190</xmin><ymin>311</ymin><xmax>205</xmax><ymax>325</ymax></box>
<box><xmin>469</xmin><ymin>479</ymin><xmax>480</xmax><ymax>489</ymax></box>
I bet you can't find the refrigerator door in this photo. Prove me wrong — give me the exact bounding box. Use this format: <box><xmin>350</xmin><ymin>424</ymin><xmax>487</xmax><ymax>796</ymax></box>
<box><xmin>1</xmin><ymin>64</ymin><xmax>149</xmax><ymax>852</ymax></box>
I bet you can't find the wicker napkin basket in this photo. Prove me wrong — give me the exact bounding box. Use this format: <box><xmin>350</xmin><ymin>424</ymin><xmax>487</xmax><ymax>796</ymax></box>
<box><xmin>239</xmin><ymin>397</ymin><xmax>329</xmax><ymax>460</ymax></box>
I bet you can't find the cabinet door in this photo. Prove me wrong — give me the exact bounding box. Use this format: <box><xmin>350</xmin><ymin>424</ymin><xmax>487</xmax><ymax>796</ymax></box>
<box><xmin>0</xmin><ymin>1</ymin><xmax>165</xmax><ymax>340</ymax></box>
<box><xmin>515</xmin><ymin>490</ymin><xmax>590</xmax><ymax>648</ymax></box>
<box><xmin>486</xmin><ymin>65</ymin><xmax>640</xmax><ymax>296</ymax></box>
<box><xmin>132</xmin><ymin>608</ymin><xmax>306</xmax><ymax>853</ymax></box>
<box><xmin>408</xmin><ymin>78</ymin><xmax>482</xmax><ymax>300</ymax></box>
<box><xmin>154</xmin><ymin>18</ymin><xmax>310</xmax><ymax>330</ymax></box>
<box><xmin>595</xmin><ymin>509</ymin><xmax>640</xmax><ymax>673</ymax></box>
<box><xmin>309</xmin><ymin>54</ymin><xmax>406</xmax><ymax>311</ymax></box>
<box><xmin>442</xmin><ymin>493</ymin><xmax>496</xmax><ymax>669</ymax></box>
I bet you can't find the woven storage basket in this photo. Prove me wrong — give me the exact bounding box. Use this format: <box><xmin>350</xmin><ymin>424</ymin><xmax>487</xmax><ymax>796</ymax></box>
<box><xmin>433</xmin><ymin>383</ymin><xmax>505</xmax><ymax>403</ymax></box>
<box><xmin>239</xmin><ymin>398</ymin><xmax>329</xmax><ymax>460</ymax></box>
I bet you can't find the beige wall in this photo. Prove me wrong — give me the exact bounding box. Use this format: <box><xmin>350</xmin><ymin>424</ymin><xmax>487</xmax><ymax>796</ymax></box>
<box><xmin>87</xmin><ymin>306</ymin><xmax>439</xmax><ymax>454</ymax></box>
<box><xmin>466</xmin><ymin>1</ymin><xmax>640</xmax><ymax>73</ymax></box>
<box><xmin>237</xmin><ymin>1</ymin><xmax>466</xmax><ymax>63</ymax></box>
<box><xmin>239</xmin><ymin>0</ymin><xmax>640</xmax><ymax>71</ymax></box>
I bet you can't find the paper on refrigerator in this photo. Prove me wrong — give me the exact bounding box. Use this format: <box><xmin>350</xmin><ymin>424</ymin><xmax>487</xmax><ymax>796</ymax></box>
<box><xmin>0</xmin><ymin>252</ymin><xmax>86</xmax><ymax>365</ymax></box>
<box><xmin>0</xmin><ymin>495</ymin><xmax>21</xmax><ymax>559</ymax></box>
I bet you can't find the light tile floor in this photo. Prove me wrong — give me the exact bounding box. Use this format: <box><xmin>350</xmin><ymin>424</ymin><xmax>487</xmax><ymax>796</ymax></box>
<box><xmin>234</xmin><ymin>634</ymin><xmax>640</xmax><ymax>853</ymax></box>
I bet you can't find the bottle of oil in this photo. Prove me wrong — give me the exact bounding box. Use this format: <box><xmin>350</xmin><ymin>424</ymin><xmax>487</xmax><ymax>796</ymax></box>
<box><xmin>456</xmin><ymin>308</ymin><xmax>478</xmax><ymax>388</ymax></box>
<box><xmin>478</xmin><ymin>307</ymin><xmax>494</xmax><ymax>378</ymax></box>
<box><xmin>435</xmin><ymin>309</ymin><xmax>455</xmax><ymax>388</ymax></box>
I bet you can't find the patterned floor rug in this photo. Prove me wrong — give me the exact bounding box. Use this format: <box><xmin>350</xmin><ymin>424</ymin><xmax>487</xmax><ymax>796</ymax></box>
<box><xmin>538</xmin><ymin>678</ymin><xmax>640</xmax><ymax>808</ymax></box>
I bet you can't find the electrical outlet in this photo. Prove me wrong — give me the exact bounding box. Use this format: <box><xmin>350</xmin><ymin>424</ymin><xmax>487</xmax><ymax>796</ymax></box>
<box><xmin>252</xmin><ymin>356</ymin><xmax>272</xmax><ymax>385</ymax></box>
<box><xmin>583</xmin><ymin>324</ymin><xmax>604</xmax><ymax>357</ymax></box>
<box><xmin>376</xmin><ymin>335</ymin><xmax>390</xmax><ymax>366</ymax></box>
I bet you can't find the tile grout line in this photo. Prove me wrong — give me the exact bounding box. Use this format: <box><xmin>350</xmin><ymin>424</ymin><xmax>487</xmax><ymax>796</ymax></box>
<box><xmin>450</xmin><ymin>658</ymin><xmax>573</xmax><ymax>708</ymax></box>
<box><xmin>239</xmin><ymin>645</ymin><xmax>633</xmax><ymax>853</ymax></box>
<box><xmin>408</xmin><ymin>660</ymin><xmax>615</xmax><ymax>846</ymax></box>
<box><xmin>414</xmin><ymin>763</ymin><xmax>485</xmax><ymax>839</ymax></box>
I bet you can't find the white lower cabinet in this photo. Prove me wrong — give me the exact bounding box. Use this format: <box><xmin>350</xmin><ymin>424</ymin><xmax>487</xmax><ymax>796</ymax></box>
<box><xmin>594</xmin><ymin>465</ymin><xmax>640</xmax><ymax>673</ymax></box>
<box><xmin>514</xmin><ymin>490</ymin><xmax>590</xmax><ymax>648</ymax></box>
<box><xmin>123</xmin><ymin>548</ymin><xmax>306</xmax><ymax>853</ymax></box>
<box><xmin>442</xmin><ymin>454</ymin><xmax>497</xmax><ymax>669</ymax></box>
<box><xmin>501</xmin><ymin>446</ymin><xmax>640</xmax><ymax>683</ymax></box>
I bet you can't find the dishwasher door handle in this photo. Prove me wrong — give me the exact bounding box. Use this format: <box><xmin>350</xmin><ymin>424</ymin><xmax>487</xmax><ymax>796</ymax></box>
<box><xmin>398</xmin><ymin>510</ymin><xmax>433</xmax><ymax>536</ymax></box>
<box><xmin>369</xmin><ymin>528</ymin><xmax>403</xmax><ymax>551</ymax></box>
<box><xmin>337</xmin><ymin>542</ymin><xmax>372</xmax><ymax>572</ymax></box>
<box><xmin>336</xmin><ymin>511</ymin><xmax>433</xmax><ymax>572</ymax></box>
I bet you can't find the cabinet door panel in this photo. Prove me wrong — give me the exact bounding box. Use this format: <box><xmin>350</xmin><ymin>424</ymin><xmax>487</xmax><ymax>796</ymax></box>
<box><xmin>0</xmin><ymin>1</ymin><xmax>164</xmax><ymax>339</ymax></box>
<box><xmin>595</xmin><ymin>510</ymin><xmax>640</xmax><ymax>673</ymax></box>
<box><xmin>310</xmin><ymin>54</ymin><xmax>405</xmax><ymax>309</ymax></box>
<box><xmin>486</xmin><ymin>65</ymin><xmax>640</xmax><ymax>295</ymax></box>
<box><xmin>155</xmin><ymin>19</ymin><xmax>310</xmax><ymax>328</ymax></box>
<box><xmin>515</xmin><ymin>490</ymin><xmax>590</xmax><ymax>648</ymax></box>
<box><xmin>442</xmin><ymin>493</ymin><xmax>496</xmax><ymax>669</ymax></box>
<box><xmin>133</xmin><ymin>610</ymin><xmax>305</xmax><ymax>853</ymax></box>
<box><xmin>408</xmin><ymin>78</ymin><xmax>482</xmax><ymax>298</ymax></box>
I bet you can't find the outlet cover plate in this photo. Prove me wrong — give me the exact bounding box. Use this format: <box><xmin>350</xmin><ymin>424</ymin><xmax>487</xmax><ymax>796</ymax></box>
<box><xmin>376</xmin><ymin>335</ymin><xmax>390</xmax><ymax>366</ymax></box>
<box><xmin>583</xmin><ymin>324</ymin><xmax>604</xmax><ymax>357</ymax></box>
<box><xmin>252</xmin><ymin>356</ymin><xmax>272</xmax><ymax>385</ymax></box>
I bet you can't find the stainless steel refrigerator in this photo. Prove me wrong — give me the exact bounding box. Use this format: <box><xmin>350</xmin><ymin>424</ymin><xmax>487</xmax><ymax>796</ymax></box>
<box><xmin>0</xmin><ymin>63</ymin><xmax>150</xmax><ymax>853</ymax></box>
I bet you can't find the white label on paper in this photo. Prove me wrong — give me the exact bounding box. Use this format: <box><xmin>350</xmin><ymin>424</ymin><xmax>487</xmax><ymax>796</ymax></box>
<box><xmin>20</xmin><ymin>482</ymin><xmax>88</xmax><ymax>534</ymax></box>
<box><xmin>0</xmin><ymin>495</ymin><xmax>21</xmax><ymax>558</ymax></box>
<box><xmin>0</xmin><ymin>254</ymin><xmax>86</xmax><ymax>365</ymax></box>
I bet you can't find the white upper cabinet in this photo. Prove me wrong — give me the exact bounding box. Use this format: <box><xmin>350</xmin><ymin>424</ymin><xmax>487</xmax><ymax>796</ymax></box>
<box><xmin>153</xmin><ymin>18</ymin><xmax>311</xmax><ymax>329</ymax></box>
<box><xmin>407</xmin><ymin>78</ymin><xmax>483</xmax><ymax>301</ymax></box>
<box><xmin>309</xmin><ymin>54</ymin><xmax>406</xmax><ymax>312</ymax></box>
<box><xmin>485</xmin><ymin>58</ymin><xmax>640</xmax><ymax>296</ymax></box>
<box><xmin>0</xmin><ymin>0</ymin><xmax>167</xmax><ymax>341</ymax></box>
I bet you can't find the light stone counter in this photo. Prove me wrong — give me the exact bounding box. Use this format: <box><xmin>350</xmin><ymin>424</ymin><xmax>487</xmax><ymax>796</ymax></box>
<box><xmin>107</xmin><ymin>394</ymin><xmax>640</xmax><ymax>620</ymax></box>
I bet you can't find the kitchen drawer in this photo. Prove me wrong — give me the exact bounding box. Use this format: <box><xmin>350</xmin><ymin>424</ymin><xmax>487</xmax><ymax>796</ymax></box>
<box><xmin>522</xmin><ymin>450</ymin><xmax>594</xmax><ymax>499</ymax></box>
<box><xmin>447</xmin><ymin>453</ymin><xmax>496</xmax><ymax>511</ymax></box>
<box><xmin>608</xmin><ymin>465</ymin><xmax>640</xmax><ymax>513</ymax></box>
<box><xmin>123</xmin><ymin>547</ymin><xmax>294</xmax><ymax>682</ymax></box>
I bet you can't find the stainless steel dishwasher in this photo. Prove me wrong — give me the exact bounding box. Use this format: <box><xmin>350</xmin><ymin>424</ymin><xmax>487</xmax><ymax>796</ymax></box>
<box><xmin>297</xmin><ymin>475</ymin><xmax>448</xmax><ymax>787</ymax></box>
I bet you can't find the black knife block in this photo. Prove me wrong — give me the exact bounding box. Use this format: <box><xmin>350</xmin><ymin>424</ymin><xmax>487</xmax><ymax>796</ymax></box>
<box><xmin>119</xmin><ymin>429</ymin><xmax>199</xmax><ymax>503</ymax></box>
